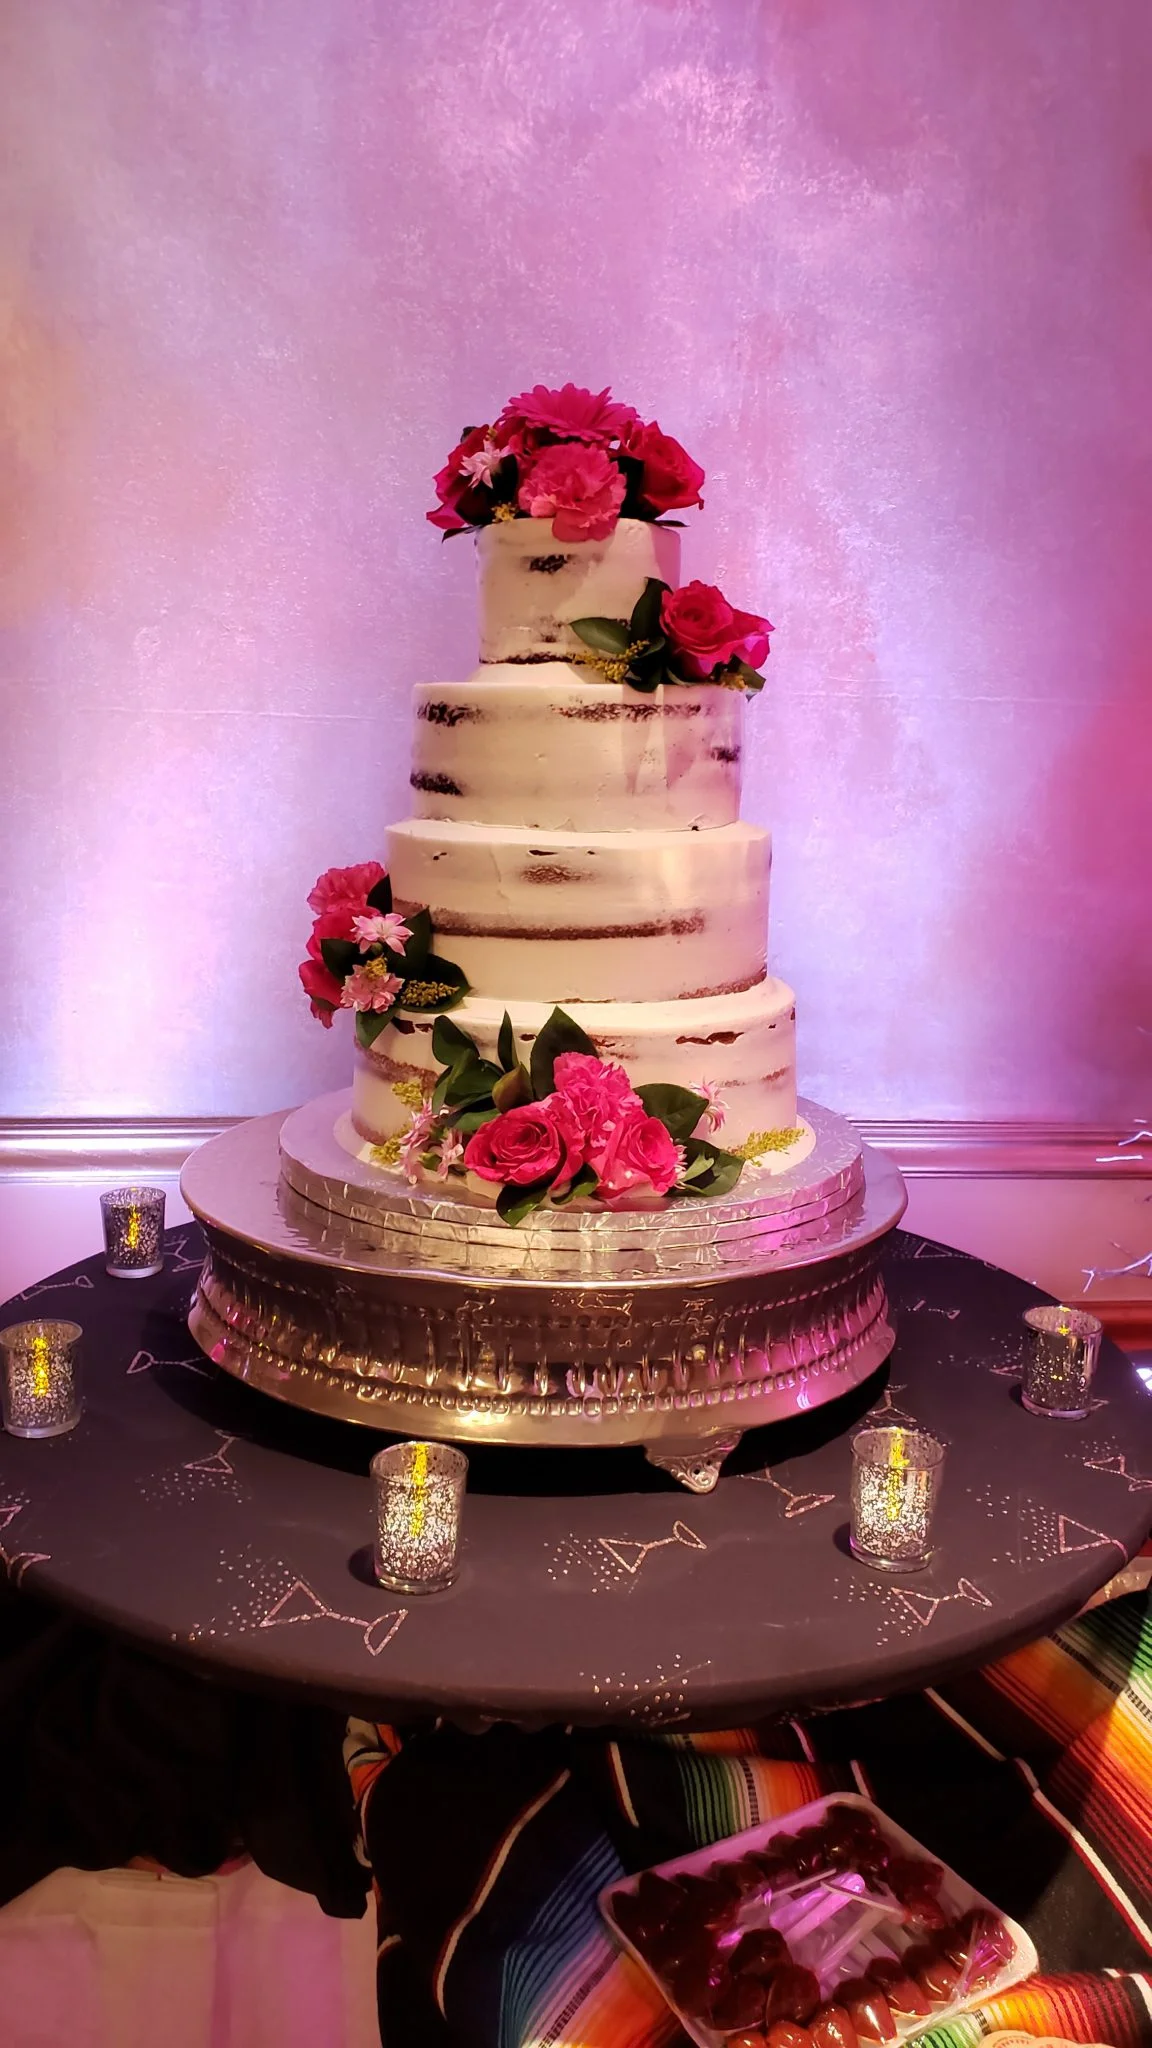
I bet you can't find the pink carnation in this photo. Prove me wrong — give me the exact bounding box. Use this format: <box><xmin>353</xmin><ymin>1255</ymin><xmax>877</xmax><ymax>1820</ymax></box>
<box><xmin>298</xmin><ymin>955</ymin><xmax>342</xmax><ymax>1026</ymax></box>
<box><xmin>517</xmin><ymin>443</ymin><xmax>626</xmax><ymax>543</ymax></box>
<box><xmin>339</xmin><ymin>964</ymin><xmax>403</xmax><ymax>1014</ymax></box>
<box><xmin>307</xmin><ymin>862</ymin><xmax>387</xmax><ymax>917</ymax></box>
<box><xmin>595</xmin><ymin>1107</ymin><xmax>683</xmax><ymax>1201</ymax></box>
<box><xmin>494</xmin><ymin>383</ymin><xmax>638</xmax><ymax>450</ymax></box>
<box><xmin>660</xmin><ymin>582</ymin><xmax>773</xmax><ymax>680</ymax></box>
<box><xmin>552</xmin><ymin>1051</ymin><xmax>641</xmax><ymax>1149</ymax></box>
<box><xmin>463</xmin><ymin>1095</ymin><xmax>585</xmax><ymax>1190</ymax></box>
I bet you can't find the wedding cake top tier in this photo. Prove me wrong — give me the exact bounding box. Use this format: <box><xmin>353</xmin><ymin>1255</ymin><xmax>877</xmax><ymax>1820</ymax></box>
<box><xmin>477</xmin><ymin>518</ymin><xmax>680</xmax><ymax>665</ymax></box>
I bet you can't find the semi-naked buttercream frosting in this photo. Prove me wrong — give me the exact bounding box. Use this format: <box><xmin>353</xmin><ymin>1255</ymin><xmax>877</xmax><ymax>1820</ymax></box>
<box><xmin>344</xmin><ymin>514</ymin><xmax>799</xmax><ymax>1193</ymax></box>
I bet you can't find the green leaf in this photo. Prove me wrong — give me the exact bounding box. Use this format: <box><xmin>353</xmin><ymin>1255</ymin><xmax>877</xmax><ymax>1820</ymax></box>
<box><xmin>628</xmin><ymin>577</ymin><xmax>669</xmax><ymax>645</ymax></box>
<box><xmin>319</xmin><ymin>936</ymin><xmax>358</xmax><ymax>981</ymax></box>
<box><xmin>636</xmin><ymin>1083</ymin><xmax>709</xmax><ymax>1144</ymax></box>
<box><xmin>443</xmin><ymin>1059</ymin><xmax>502</xmax><ymax>1107</ymax></box>
<box><xmin>676</xmin><ymin>1137</ymin><xmax>745</xmax><ymax>1200</ymax></box>
<box><xmin>496</xmin><ymin>1175</ymin><xmax>555</xmax><ymax>1227</ymax></box>
<box><xmin>529</xmin><ymin>1006</ymin><xmax>599</xmax><ymax>1098</ymax></box>
<box><xmin>492</xmin><ymin>1064</ymin><xmax>531</xmax><ymax>1112</ymax></box>
<box><xmin>497</xmin><ymin>1010</ymin><xmax>516</xmax><ymax>1073</ymax></box>
<box><xmin>446</xmin><ymin>1104</ymin><xmax>500</xmax><ymax>1136</ymax></box>
<box><xmin>354</xmin><ymin>1009</ymin><xmax>391</xmax><ymax>1049</ymax></box>
<box><xmin>400</xmin><ymin>906</ymin><xmax>433</xmax><ymax>968</ymax></box>
<box><xmin>569</xmin><ymin>615</ymin><xmax>631</xmax><ymax>655</ymax></box>
<box><xmin>365</xmin><ymin>874</ymin><xmax>393</xmax><ymax>915</ymax></box>
<box><xmin>549</xmin><ymin>1163</ymin><xmax>599</xmax><ymax>1207</ymax></box>
<box><xmin>432</xmin><ymin>1014</ymin><xmax>479</xmax><ymax>1067</ymax></box>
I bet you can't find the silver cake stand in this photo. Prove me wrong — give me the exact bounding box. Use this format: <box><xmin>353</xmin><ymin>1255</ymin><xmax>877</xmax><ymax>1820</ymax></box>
<box><xmin>181</xmin><ymin>1094</ymin><xmax>906</xmax><ymax>1492</ymax></box>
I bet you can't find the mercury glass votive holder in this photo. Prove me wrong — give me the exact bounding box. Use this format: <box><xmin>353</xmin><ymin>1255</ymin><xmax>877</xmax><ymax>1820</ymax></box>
<box><xmin>1021</xmin><ymin>1305</ymin><xmax>1103</xmax><ymax>1420</ymax></box>
<box><xmin>0</xmin><ymin>1320</ymin><xmax>84</xmax><ymax>1438</ymax></box>
<box><xmin>850</xmin><ymin>1424</ymin><xmax>946</xmax><ymax>1573</ymax></box>
<box><xmin>371</xmin><ymin>1441</ymin><xmax>468</xmax><ymax>1594</ymax></box>
<box><xmin>100</xmin><ymin>1186</ymin><xmax>166</xmax><ymax>1278</ymax></box>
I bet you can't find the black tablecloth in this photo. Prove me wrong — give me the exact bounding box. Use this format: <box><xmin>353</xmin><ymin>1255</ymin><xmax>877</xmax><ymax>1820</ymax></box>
<box><xmin>2</xmin><ymin>1227</ymin><xmax>1151</xmax><ymax>1730</ymax></box>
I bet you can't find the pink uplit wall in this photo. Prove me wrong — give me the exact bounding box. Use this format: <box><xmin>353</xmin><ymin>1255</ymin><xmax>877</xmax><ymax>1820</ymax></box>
<box><xmin>1</xmin><ymin>0</ymin><xmax>1150</xmax><ymax>1123</ymax></box>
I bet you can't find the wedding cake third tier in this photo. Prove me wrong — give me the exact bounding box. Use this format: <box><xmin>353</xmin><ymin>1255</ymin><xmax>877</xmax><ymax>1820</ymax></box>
<box><xmin>297</xmin><ymin>383</ymin><xmax>809</xmax><ymax>1222</ymax></box>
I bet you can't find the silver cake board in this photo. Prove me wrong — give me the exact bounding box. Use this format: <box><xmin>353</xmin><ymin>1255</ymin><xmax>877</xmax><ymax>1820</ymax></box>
<box><xmin>181</xmin><ymin>1094</ymin><xmax>906</xmax><ymax>1492</ymax></box>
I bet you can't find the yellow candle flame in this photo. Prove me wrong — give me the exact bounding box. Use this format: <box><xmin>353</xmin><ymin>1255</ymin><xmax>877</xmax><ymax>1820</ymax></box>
<box><xmin>30</xmin><ymin>1334</ymin><xmax>52</xmax><ymax>1398</ymax></box>
<box><xmin>886</xmin><ymin>1428</ymin><xmax>909</xmax><ymax>1522</ymax></box>
<box><xmin>125</xmin><ymin>1207</ymin><xmax>141</xmax><ymax>1251</ymax></box>
<box><xmin>408</xmin><ymin>1442</ymin><xmax>428</xmax><ymax>1543</ymax></box>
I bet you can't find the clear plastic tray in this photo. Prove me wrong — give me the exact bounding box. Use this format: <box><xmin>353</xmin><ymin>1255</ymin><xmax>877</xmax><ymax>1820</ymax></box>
<box><xmin>599</xmin><ymin>1793</ymin><xmax>1038</xmax><ymax>2047</ymax></box>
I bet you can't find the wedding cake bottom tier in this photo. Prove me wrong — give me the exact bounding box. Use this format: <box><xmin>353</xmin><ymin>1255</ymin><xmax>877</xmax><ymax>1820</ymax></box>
<box><xmin>348</xmin><ymin>978</ymin><xmax>798</xmax><ymax>1185</ymax></box>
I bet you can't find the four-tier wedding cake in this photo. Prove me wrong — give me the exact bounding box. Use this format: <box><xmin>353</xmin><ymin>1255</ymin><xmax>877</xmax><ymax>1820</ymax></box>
<box><xmin>297</xmin><ymin>384</ymin><xmax>810</xmax><ymax>1225</ymax></box>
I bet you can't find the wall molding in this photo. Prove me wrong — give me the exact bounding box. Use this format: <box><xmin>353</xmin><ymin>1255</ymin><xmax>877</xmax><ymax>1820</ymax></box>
<box><xmin>852</xmin><ymin>1120</ymin><xmax>1149</xmax><ymax>1178</ymax></box>
<box><xmin>0</xmin><ymin>1115</ymin><xmax>1146</xmax><ymax>1180</ymax></box>
<box><xmin>0</xmin><ymin>1117</ymin><xmax>244</xmax><ymax>1176</ymax></box>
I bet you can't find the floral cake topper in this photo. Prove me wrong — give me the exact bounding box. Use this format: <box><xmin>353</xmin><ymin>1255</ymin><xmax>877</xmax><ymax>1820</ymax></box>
<box><xmin>299</xmin><ymin>862</ymin><xmax>468</xmax><ymax>1043</ymax></box>
<box><xmin>428</xmin><ymin>383</ymin><xmax>705</xmax><ymax>541</ymax></box>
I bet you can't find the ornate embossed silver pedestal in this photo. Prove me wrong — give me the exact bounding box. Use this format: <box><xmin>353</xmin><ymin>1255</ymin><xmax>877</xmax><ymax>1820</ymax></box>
<box><xmin>181</xmin><ymin>1094</ymin><xmax>906</xmax><ymax>1492</ymax></box>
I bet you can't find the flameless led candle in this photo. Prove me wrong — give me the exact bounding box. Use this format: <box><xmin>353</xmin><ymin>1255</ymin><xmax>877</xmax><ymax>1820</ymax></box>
<box><xmin>849</xmin><ymin>1424</ymin><xmax>945</xmax><ymax>1573</ymax></box>
<box><xmin>371</xmin><ymin>1440</ymin><xmax>467</xmax><ymax>1593</ymax></box>
<box><xmin>100</xmin><ymin>1186</ymin><xmax>166</xmax><ymax>1278</ymax></box>
<box><xmin>0</xmin><ymin>1320</ymin><xmax>84</xmax><ymax>1438</ymax></box>
<box><xmin>1021</xmin><ymin>1305</ymin><xmax>1103</xmax><ymax>1420</ymax></box>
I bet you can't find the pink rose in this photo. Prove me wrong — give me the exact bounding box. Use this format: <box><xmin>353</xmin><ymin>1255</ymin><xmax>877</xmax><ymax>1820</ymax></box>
<box><xmin>494</xmin><ymin>383</ymin><xmax>638</xmax><ymax>450</ymax></box>
<box><xmin>594</xmin><ymin>1108</ymin><xmax>683</xmax><ymax>1201</ymax></box>
<box><xmin>619</xmin><ymin>419</ymin><xmax>705</xmax><ymax>515</ymax></box>
<box><xmin>553</xmin><ymin>1051</ymin><xmax>641</xmax><ymax>1149</ymax></box>
<box><xmin>517</xmin><ymin>443</ymin><xmax>626</xmax><ymax>543</ymax></box>
<box><xmin>298</xmin><ymin>955</ymin><xmax>341</xmax><ymax>1026</ymax></box>
<box><xmin>307</xmin><ymin>863</ymin><xmax>387</xmax><ymax>917</ymax></box>
<box><xmin>660</xmin><ymin>581</ymin><xmax>773</xmax><ymax>680</ymax></box>
<box><xmin>463</xmin><ymin>1095</ymin><xmax>586</xmax><ymax>1190</ymax></box>
<box><xmin>427</xmin><ymin>424</ymin><xmax>500</xmax><ymax>532</ymax></box>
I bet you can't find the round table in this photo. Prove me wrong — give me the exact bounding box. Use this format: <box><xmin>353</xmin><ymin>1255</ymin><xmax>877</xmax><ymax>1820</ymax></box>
<box><xmin>2</xmin><ymin>1224</ymin><xmax>1150</xmax><ymax>1730</ymax></box>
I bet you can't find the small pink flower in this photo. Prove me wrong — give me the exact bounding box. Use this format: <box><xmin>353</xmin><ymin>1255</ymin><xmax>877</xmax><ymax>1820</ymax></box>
<box><xmin>340</xmin><ymin>964</ymin><xmax>403</xmax><ymax>1014</ymax></box>
<box><xmin>517</xmin><ymin>443</ymin><xmax>626</xmax><ymax>543</ymax></box>
<box><xmin>595</xmin><ymin>1107</ymin><xmax>683</xmax><ymax>1200</ymax></box>
<box><xmin>457</xmin><ymin>439</ymin><xmax>504</xmax><ymax>488</ymax></box>
<box><xmin>307</xmin><ymin>863</ymin><xmax>387</xmax><ymax>916</ymax></box>
<box><xmin>495</xmin><ymin>383</ymin><xmax>638</xmax><ymax>449</ymax></box>
<box><xmin>400</xmin><ymin>1104</ymin><xmax>440</xmax><ymax>1182</ymax></box>
<box><xmin>661</xmin><ymin>582</ymin><xmax>773</xmax><ymax>680</ymax></box>
<box><xmin>619</xmin><ymin>418</ymin><xmax>705</xmax><ymax>514</ymax></box>
<box><xmin>352</xmin><ymin>911</ymin><xmax>413</xmax><ymax>956</ymax></box>
<box><xmin>553</xmin><ymin>1051</ymin><xmax>641</xmax><ymax>1150</ymax></box>
<box><xmin>463</xmin><ymin>1095</ymin><xmax>586</xmax><ymax>1190</ymax></box>
<box><xmin>298</xmin><ymin>955</ymin><xmax>341</xmax><ymax>1026</ymax></box>
<box><xmin>431</xmin><ymin>1129</ymin><xmax>465</xmax><ymax>1180</ymax></box>
<box><xmin>695</xmin><ymin>1079</ymin><xmax>728</xmax><ymax>1133</ymax></box>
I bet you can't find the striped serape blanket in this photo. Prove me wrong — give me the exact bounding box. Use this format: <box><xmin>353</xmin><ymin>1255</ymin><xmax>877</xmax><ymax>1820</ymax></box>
<box><xmin>347</xmin><ymin>1585</ymin><xmax>1152</xmax><ymax>2047</ymax></box>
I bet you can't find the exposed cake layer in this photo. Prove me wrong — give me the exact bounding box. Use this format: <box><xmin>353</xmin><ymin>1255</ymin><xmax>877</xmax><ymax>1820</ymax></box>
<box><xmin>477</xmin><ymin>518</ymin><xmax>680</xmax><ymax>664</ymax></box>
<box><xmin>410</xmin><ymin>671</ymin><xmax>742</xmax><ymax>830</ymax></box>
<box><xmin>351</xmin><ymin>980</ymin><xmax>798</xmax><ymax>1159</ymax></box>
<box><xmin>387</xmin><ymin>817</ymin><xmax>770</xmax><ymax>1003</ymax></box>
